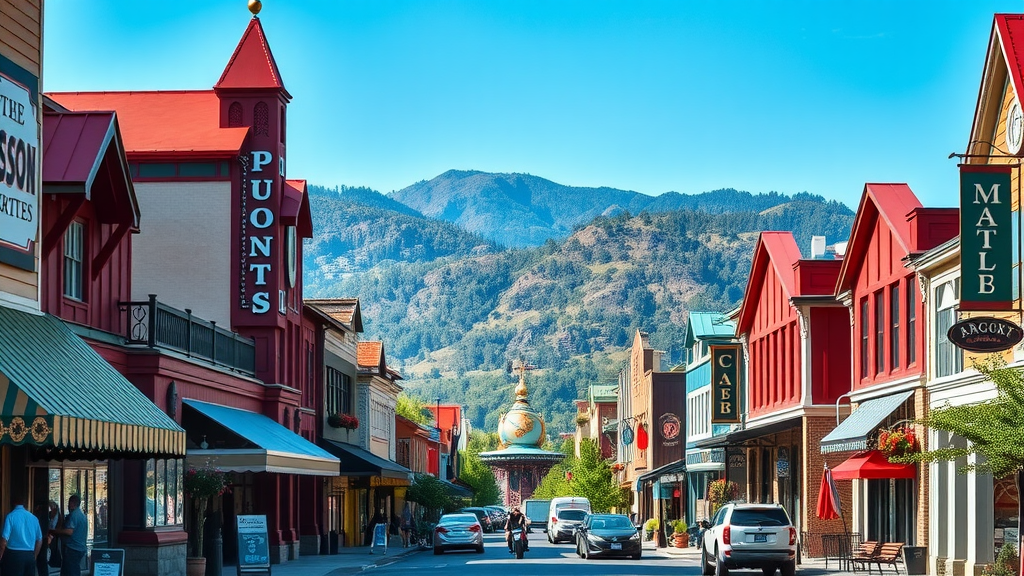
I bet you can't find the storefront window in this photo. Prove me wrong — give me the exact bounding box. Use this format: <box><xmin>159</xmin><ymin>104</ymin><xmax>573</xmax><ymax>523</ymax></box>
<box><xmin>995</xmin><ymin>475</ymin><xmax>1019</xmax><ymax>556</ymax></box>
<box><xmin>45</xmin><ymin>463</ymin><xmax>109</xmax><ymax>549</ymax></box>
<box><xmin>935</xmin><ymin>280</ymin><xmax>962</xmax><ymax>378</ymax></box>
<box><xmin>145</xmin><ymin>458</ymin><xmax>184</xmax><ymax>527</ymax></box>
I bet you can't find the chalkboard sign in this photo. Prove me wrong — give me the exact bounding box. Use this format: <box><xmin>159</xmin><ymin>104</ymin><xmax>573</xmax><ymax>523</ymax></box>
<box><xmin>91</xmin><ymin>548</ymin><xmax>125</xmax><ymax>576</ymax></box>
<box><xmin>371</xmin><ymin>522</ymin><xmax>388</xmax><ymax>555</ymax></box>
<box><xmin>237</xmin><ymin>515</ymin><xmax>271</xmax><ymax>575</ymax></box>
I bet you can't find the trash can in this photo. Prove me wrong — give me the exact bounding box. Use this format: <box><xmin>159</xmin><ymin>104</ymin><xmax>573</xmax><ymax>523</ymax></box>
<box><xmin>904</xmin><ymin>546</ymin><xmax>926</xmax><ymax>575</ymax></box>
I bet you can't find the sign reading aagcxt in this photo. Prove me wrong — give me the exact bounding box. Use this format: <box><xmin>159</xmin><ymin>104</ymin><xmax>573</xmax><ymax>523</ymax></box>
<box><xmin>711</xmin><ymin>345</ymin><xmax>741</xmax><ymax>423</ymax></box>
<box><xmin>959</xmin><ymin>164</ymin><xmax>1012</xmax><ymax>310</ymax></box>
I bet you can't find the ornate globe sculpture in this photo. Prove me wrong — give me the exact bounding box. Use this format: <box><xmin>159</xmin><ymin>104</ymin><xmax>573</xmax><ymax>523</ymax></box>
<box><xmin>480</xmin><ymin>364</ymin><xmax>565</xmax><ymax>507</ymax></box>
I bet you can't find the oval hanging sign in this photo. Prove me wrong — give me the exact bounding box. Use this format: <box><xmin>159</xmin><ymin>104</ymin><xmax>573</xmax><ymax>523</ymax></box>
<box><xmin>621</xmin><ymin>423</ymin><xmax>635</xmax><ymax>446</ymax></box>
<box><xmin>947</xmin><ymin>316</ymin><xmax>1023</xmax><ymax>352</ymax></box>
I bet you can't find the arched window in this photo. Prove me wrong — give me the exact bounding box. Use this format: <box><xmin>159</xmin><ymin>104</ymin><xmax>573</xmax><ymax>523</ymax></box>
<box><xmin>254</xmin><ymin>102</ymin><xmax>269</xmax><ymax>136</ymax></box>
<box><xmin>228</xmin><ymin>102</ymin><xmax>243</xmax><ymax>127</ymax></box>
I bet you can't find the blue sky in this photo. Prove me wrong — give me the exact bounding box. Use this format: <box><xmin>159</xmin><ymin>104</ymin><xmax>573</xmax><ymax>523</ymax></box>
<box><xmin>43</xmin><ymin>1</ymin><xmax>1022</xmax><ymax>209</ymax></box>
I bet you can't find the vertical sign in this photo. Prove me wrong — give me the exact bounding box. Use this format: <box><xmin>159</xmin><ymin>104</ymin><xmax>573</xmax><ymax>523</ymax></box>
<box><xmin>237</xmin><ymin>514</ymin><xmax>271</xmax><ymax>575</ymax></box>
<box><xmin>711</xmin><ymin>345</ymin><xmax>741</xmax><ymax>423</ymax></box>
<box><xmin>0</xmin><ymin>54</ymin><xmax>39</xmax><ymax>271</ymax></box>
<box><xmin>960</xmin><ymin>164</ymin><xmax>1012</xmax><ymax>310</ymax></box>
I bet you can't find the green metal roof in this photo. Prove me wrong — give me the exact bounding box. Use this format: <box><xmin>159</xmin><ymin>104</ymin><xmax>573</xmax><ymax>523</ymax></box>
<box><xmin>589</xmin><ymin>384</ymin><xmax>617</xmax><ymax>403</ymax></box>
<box><xmin>0</xmin><ymin>305</ymin><xmax>184</xmax><ymax>455</ymax></box>
<box><xmin>684</xmin><ymin>312</ymin><xmax>736</xmax><ymax>347</ymax></box>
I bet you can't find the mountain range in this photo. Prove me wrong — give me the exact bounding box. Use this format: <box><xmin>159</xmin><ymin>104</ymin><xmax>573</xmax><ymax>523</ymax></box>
<box><xmin>302</xmin><ymin>171</ymin><xmax>855</xmax><ymax>433</ymax></box>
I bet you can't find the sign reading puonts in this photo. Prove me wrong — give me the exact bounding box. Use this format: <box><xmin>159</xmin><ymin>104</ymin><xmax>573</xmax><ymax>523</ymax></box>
<box><xmin>0</xmin><ymin>54</ymin><xmax>39</xmax><ymax>271</ymax></box>
<box><xmin>711</xmin><ymin>345</ymin><xmax>741</xmax><ymax>423</ymax></box>
<box><xmin>960</xmin><ymin>164</ymin><xmax>1012</xmax><ymax>310</ymax></box>
<box><xmin>947</xmin><ymin>316</ymin><xmax>1023</xmax><ymax>353</ymax></box>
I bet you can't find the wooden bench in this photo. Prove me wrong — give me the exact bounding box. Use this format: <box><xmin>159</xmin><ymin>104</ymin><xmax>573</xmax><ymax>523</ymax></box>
<box><xmin>851</xmin><ymin>542</ymin><xmax>904</xmax><ymax>574</ymax></box>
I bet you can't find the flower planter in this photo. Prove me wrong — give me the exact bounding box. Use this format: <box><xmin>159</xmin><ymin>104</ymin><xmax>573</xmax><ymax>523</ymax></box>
<box><xmin>186</xmin><ymin>557</ymin><xmax>206</xmax><ymax>576</ymax></box>
<box><xmin>673</xmin><ymin>533</ymin><xmax>689</xmax><ymax>548</ymax></box>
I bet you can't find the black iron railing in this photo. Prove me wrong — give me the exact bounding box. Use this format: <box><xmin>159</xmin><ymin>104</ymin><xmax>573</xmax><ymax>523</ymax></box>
<box><xmin>120</xmin><ymin>294</ymin><xmax>256</xmax><ymax>377</ymax></box>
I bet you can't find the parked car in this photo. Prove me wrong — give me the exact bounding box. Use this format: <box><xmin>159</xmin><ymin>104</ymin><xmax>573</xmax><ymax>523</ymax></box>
<box><xmin>700</xmin><ymin>502</ymin><xmax>797</xmax><ymax>576</ymax></box>
<box><xmin>523</xmin><ymin>499</ymin><xmax>551</xmax><ymax>533</ymax></box>
<box><xmin>548</xmin><ymin>507</ymin><xmax>588</xmax><ymax>544</ymax></box>
<box><xmin>459</xmin><ymin>507</ymin><xmax>494</xmax><ymax>533</ymax></box>
<box><xmin>484</xmin><ymin>505</ymin><xmax>508</xmax><ymax>529</ymax></box>
<box><xmin>575</xmin><ymin>513</ymin><xmax>642</xmax><ymax>560</ymax></box>
<box><xmin>433</xmin><ymin>513</ymin><xmax>485</xmax><ymax>555</ymax></box>
<box><xmin>547</xmin><ymin>497</ymin><xmax>591</xmax><ymax>543</ymax></box>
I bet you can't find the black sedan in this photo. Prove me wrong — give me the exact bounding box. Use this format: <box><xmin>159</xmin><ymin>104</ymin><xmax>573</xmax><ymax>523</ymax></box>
<box><xmin>575</xmin><ymin>514</ymin><xmax>642</xmax><ymax>560</ymax></box>
<box><xmin>458</xmin><ymin>507</ymin><xmax>494</xmax><ymax>533</ymax></box>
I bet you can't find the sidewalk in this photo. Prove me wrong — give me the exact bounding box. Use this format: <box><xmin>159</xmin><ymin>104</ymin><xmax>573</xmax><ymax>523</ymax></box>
<box><xmin>235</xmin><ymin>542</ymin><xmax>423</xmax><ymax>576</ymax></box>
<box><xmin>657</xmin><ymin>541</ymin><xmax>862</xmax><ymax>575</ymax></box>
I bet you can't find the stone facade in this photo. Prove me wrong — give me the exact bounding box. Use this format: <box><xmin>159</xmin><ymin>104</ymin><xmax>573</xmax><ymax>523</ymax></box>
<box><xmin>122</xmin><ymin>541</ymin><xmax>187</xmax><ymax>576</ymax></box>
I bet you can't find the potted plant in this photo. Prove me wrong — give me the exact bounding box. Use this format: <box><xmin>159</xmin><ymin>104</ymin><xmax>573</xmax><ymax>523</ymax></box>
<box><xmin>576</xmin><ymin>414</ymin><xmax>591</xmax><ymax>426</ymax></box>
<box><xmin>671</xmin><ymin>519</ymin><xmax>689</xmax><ymax>547</ymax></box>
<box><xmin>184</xmin><ymin>466</ymin><xmax>230</xmax><ymax>576</ymax></box>
<box><xmin>328</xmin><ymin>413</ymin><xmax>360</xmax><ymax>430</ymax></box>
<box><xmin>878</xmin><ymin>426</ymin><xmax>920</xmax><ymax>459</ymax></box>
<box><xmin>643</xmin><ymin>518</ymin><xmax>659</xmax><ymax>541</ymax></box>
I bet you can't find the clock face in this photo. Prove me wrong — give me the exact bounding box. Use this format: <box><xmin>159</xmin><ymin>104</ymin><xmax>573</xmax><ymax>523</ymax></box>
<box><xmin>285</xmin><ymin>226</ymin><xmax>297</xmax><ymax>288</ymax></box>
<box><xmin>1008</xmin><ymin>99</ymin><xmax>1023</xmax><ymax>155</ymax></box>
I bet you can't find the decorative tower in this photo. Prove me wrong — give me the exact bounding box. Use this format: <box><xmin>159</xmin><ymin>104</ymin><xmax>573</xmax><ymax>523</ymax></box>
<box><xmin>480</xmin><ymin>362</ymin><xmax>565</xmax><ymax>507</ymax></box>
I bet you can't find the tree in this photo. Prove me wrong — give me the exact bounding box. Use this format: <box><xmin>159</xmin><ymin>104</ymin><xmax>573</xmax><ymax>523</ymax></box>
<box><xmin>532</xmin><ymin>439</ymin><xmax>627</xmax><ymax>512</ymax></box>
<box><xmin>459</xmin><ymin>432</ymin><xmax>501</xmax><ymax>506</ymax></box>
<box><xmin>396</xmin><ymin>393</ymin><xmax>433</xmax><ymax>425</ymax></box>
<box><xmin>405</xmin><ymin>473</ymin><xmax>459</xmax><ymax>522</ymax></box>
<box><xmin>907</xmin><ymin>358</ymin><xmax>1024</xmax><ymax>574</ymax></box>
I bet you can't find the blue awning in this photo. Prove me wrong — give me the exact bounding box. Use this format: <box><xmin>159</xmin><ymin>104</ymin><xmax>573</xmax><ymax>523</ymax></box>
<box><xmin>183</xmin><ymin>400</ymin><xmax>339</xmax><ymax>475</ymax></box>
<box><xmin>820</xmin><ymin>391</ymin><xmax>914</xmax><ymax>454</ymax></box>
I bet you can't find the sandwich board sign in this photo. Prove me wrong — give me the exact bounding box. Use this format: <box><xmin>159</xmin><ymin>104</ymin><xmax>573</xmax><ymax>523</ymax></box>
<box><xmin>237</xmin><ymin>515</ymin><xmax>271</xmax><ymax>575</ymax></box>
<box><xmin>91</xmin><ymin>548</ymin><xmax>125</xmax><ymax>576</ymax></box>
<box><xmin>371</xmin><ymin>522</ymin><xmax>388</xmax><ymax>555</ymax></box>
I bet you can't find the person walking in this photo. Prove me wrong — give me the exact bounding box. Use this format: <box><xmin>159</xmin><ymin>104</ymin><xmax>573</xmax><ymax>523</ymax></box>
<box><xmin>50</xmin><ymin>494</ymin><xmax>86</xmax><ymax>576</ymax></box>
<box><xmin>0</xmin><ymin>497</ymin><xmax>43</xmax><ymax>576</ymax></box>
<box><xmin>400</xmin><ymin>504</ymin><xmax>412</xmax><ymax>548</ymax></box>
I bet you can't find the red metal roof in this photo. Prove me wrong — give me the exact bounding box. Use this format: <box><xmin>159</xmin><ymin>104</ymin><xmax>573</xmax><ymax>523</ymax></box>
<box><xmin>996</xmin><ymin>15</ymin><xmax>1024</xmax><ymax>117</ymax></box>
<box><xmin>282</xmin><ymin>179</ymin><xmax>313</xmax><ymax>238</ymax></box>
<box><xmin>215</xmin><ymin>17</ymin><xmax>287</xmax><ymax>94</ymax></box>
<box><xmin>47</xmin><ymin>91</ymin><xmax>249</xmax><ymax>158</ymax></box>
<box><xmin>736</xmin><ymin>232</ymin><xmax>802</xmax><ymax>334</ymax></box>
<box><xmin>834</xmin><ymin>183</ymin><xmax>922</xmax><ymax>295</ymax></box>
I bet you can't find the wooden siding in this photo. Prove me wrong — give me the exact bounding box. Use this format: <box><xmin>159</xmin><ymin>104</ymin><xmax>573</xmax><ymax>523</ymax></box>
<box><xmin>40</xmin><ymin>197</ymin><xmax>131</xmax><ymax>334</ymax></box>
<box><xmin>809</xmin><ymin>307</ymin><xmax>852</xmax><ymax>405</ymax></box>
<box><xmin>850</xmin><ymin>214</ymin><xmax>924</xmax><ymax>390</ymax></box>
<box><xmin>0</xmin><ymin>0</ymin><xmax>41</xmax><ymax>302</ymax></box>
<box><xmin>748</xmin><ymin>262</ymin><xmax>801</xmax><ymax>417</ymax></box>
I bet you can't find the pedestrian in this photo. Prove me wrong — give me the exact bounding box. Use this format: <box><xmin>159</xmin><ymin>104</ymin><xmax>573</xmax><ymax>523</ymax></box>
<box><xmin>33</xmin><ymin>502</ymin><xmax>51</xmax><ymax>576</ymax></box>
<box><xmin>0</xmin><ymin>496</ymin><xmax>43</xmax><ymax>576</ymax></box>
<box><xmin>50</xmin><ymin>494</ymin><xmax>86</xmax><ymax>576</ymax></box>
<box><xmin>400</xmin><ymin>504</ymin><xmax>412</xmax><ymax>548</ymax></box>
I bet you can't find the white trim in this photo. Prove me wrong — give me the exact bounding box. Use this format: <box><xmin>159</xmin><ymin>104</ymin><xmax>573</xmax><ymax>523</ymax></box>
<box><xmin>0</xmin><ymin>293</ymin><xmax>41</xmax><ymax>314</ymax></box>
<box><xmin>745</xmin><ymin>404</ymin><xmax>833</xmax><ymax>428</ymax></box>
<box><xmin>848</xmin><ymin>374</ymin><xmax>923</xmax><ymax>403</ymax></box>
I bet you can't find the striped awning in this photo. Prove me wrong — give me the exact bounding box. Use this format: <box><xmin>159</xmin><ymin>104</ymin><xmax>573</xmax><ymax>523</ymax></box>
<box><xmin>0</xmin><ymin>306</ymin><xmax>185</xmax><ymax>456</ymax></box>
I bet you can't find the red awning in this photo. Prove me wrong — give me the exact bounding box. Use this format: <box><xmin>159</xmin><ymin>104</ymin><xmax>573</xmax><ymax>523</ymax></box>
<box><xmin>831</xmin><ymin>450</ymin><xmax>916</xmax><ymax>480</ymax></box>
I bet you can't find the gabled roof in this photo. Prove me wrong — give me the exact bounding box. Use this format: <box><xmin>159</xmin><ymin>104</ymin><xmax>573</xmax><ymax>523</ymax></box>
<box><xmin>304</xmin><ymin>298</ymin><xmax>363</xmax><ymax>333</ymax></box>
<box><xmin>215</xmin><ymin>17</ymin><xmax>289</xmax><ymax>96</ymax></box>
<box><xmin>47</xmin><ymin>91</ymin><xmax>249</xmax><ymax>158</ymax></box>
<box><xmin>357</xmin><ymin>341</ymin><xmax>385</xmax><ymax>372</ymax></box>
<box><xmin>282</xmin><ymin>179</ymin><xmax>314</xmax><ymax>239</ymax></box>
<box><xmin>736</xmin><ymin>232</ymin><xmax>802</xmax><ymax>334</ymax></box>
<box><xmin>684</xmin><ymin>311</ymin><xmax>736</xmax><ymax>347</ymax></box>
<box><xmin>967</xmin><ymin>15</ymin><xmax>1024</xmax><ymax>157</ymax></box>
<box><xmin>835</xmin><ymin>183</ymin><xmax>922</xmax><ymax>294</ymax></box>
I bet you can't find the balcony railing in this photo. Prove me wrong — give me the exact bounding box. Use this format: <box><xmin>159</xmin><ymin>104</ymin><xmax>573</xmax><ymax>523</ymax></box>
<box><xmin>120</xmin><ymin>294</ymin><xmax>256</xmax><ymax>377</ymax></box>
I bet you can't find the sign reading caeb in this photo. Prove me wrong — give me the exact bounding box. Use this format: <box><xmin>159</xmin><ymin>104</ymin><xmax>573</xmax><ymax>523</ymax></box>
<box><xmin>947</xmin><ymin>316</ymin><xmax>1023</xmax><ymax>353</ymax></box>
<box><xmin>960</xmin><ymin>164</ymin><xmax>1012</xmax><ymax>310</ymax></box>
<box><xmin>0</xmin><ymin>54</ymin><xmax>39</xmax><ymax>272</ymax></box>
<box><xmin>711</xmin><ymin>345</ymin><xmax>741</xmax><ymax>423</ymax></box>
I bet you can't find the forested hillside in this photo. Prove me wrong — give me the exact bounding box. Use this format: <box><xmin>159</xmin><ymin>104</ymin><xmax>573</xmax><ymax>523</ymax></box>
<box><xmin>303</xmin><ymin>176</ymin><xmax>854</xmax><ymax>434</ymax></box>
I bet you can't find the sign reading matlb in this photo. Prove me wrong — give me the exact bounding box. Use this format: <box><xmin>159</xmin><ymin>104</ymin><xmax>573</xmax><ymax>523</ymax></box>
<box><xmin>711</xmin><ymin>345</ymin><xmax>741</xmax><ymax>423</ymax></box>
<box><xmin>959</xmin><ymin>164</ymin><xmax>1012</xmax><ymax>310</ymax></box>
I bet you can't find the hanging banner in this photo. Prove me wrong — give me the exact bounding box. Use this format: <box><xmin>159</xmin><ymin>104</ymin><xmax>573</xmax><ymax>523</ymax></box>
<box><xmin>960</xmin><ymin>164</ymin><xmax>1012</xmax><ymax>310</ymax></box>
<box><xmin>636</xmin><ymin>423</ymin><xmax>649</xmax><ymax>450</ymax></box>
<box><xmin>711</xmin><ymin>345</ymin><xmax>741</xmax><ymax>423</ymax></box>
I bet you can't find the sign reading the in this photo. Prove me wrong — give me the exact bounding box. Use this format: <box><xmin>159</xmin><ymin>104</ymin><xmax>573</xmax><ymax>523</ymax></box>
<box><xmin>90</xmin><ymin>548</ymin><xmax>125</xmax><ymax>576</ymax></box>
<box><xmin>960</xmin><ymin>164</ymin><xmax>1012</xmax><ymax>310</ymax></box>
<box><xmin>0</xmin><ymin>54</ymin><xmax>39</xmax><ymax>271</ymax></box>
<box><xmin>711</xmin><ymin>345</ymin><xmax>741</xmax><ymax>423</ymax></box>
<box><xmin>947</xmin><ymin>316</ymin><xmax>1023</xmax><ymax>352</ymax></box>
<box><xmin>237</xmin><ymin>515</ymin><xmax>271</xmax><ymax>574</ymax></box>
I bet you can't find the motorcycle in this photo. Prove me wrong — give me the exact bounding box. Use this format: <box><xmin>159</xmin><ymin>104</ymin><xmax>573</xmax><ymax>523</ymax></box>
<box><xmin>511</xmin><ymin>528</ymin><xmax>528</xmax><ymax>559</ymax></box>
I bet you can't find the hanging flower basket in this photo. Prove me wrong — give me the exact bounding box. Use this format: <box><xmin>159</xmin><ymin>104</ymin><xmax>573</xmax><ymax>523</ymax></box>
<box><xmin>610</xmin><ymin>463</ymin><xmax>625</xmax><ymax>472</ymax></box>
<box><xmin>878</xmin><ymin>426</ymin><xmax>920</xmax><ymax>459</ymax></box>
<box><xmin>328</xmin><ymin>413</ymin><xmax>359</xmax><ymax>430</ymax></box>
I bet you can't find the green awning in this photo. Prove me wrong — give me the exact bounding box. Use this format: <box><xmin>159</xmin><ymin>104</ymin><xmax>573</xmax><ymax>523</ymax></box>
<box><xmin>820</xmin><ymin>391</ymin><xmax>914</xmax><ymax>454</ymax></box>
<box><xmin>0</xmin><ymin>306</ymin><xmax>184</xmax><ymax>455</ymax></box>
<box><xmin>184</xmin><ymin>400</ymin><xmax>340</xmax><ymax>476</ymax></box>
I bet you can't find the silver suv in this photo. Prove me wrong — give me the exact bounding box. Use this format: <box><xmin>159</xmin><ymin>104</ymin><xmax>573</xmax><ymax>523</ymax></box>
<box><xmin>700</xmin><ymin>502</ymin><xmax>797</xmax><ymax>576</ymax></box>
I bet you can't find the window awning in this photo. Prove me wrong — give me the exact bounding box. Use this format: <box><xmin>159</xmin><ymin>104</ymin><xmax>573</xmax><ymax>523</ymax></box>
<box><xmin>635</xmin><ymin>459</ymin><xmax>686</xmax><ymax>491</ymax></box>
<box><xmin>820</xmin><ymin>391</ymin><xmax>914</xmax><ymax>454</ymax></box>
<box><xmin>692</xmin><ymin>416</ymin><xmax>802</xmax><ymax>450</ymax></box>
<box><xmin>183</xmin><ymin>400</ymin><xmax>339</xmax><ymax>476</ymax></box>
<box><xmin>320</xmin><ymin>439</ymin><xmax>413</xmax><ymax>482</ymax></box>
<box><xmin>441</xmin><ymin>478</ymin><xmax>474</xmax><ymax>498</ymax></box>
<box><xmin>831</xmin><ymin>450</ymin><xmax>916</xmax><ymax>480</ymax></box>
<box><xmin>0</xmin><ymin>306</ymin><xmax>184</xmax><ymax>456</ymax></box>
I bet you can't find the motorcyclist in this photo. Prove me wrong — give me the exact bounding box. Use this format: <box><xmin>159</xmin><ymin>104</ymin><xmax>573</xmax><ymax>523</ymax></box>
<box><xmin>504</xmin><ymin>506</ymin><xmax>527</xmax><ymax>553</ymax></box>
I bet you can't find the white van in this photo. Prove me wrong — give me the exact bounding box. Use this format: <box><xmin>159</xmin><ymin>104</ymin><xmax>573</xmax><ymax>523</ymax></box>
<box><xmin>546</xmin><ymin>497</ymin><xmax>591</xmax><ymax>543</ymax></box>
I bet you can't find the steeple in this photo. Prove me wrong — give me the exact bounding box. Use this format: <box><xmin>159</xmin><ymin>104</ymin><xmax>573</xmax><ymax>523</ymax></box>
<box><xmin>215</xmin><ymin>16</ymin><xmax>289</xmax><ymax>98</ymax></box>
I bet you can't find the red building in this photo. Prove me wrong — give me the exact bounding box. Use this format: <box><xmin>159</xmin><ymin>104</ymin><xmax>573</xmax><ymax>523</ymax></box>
<box><xmin>49</xmin><ymin>12</ymin><xmax>340</xmax><ymax>570</ymax></box>
<box><xmin>824</xmin><ymin>184</ymin><xmax>957</xmax><ymax>548</ymax></box>
<box><xmin>728</xmin><ymin>231</ymin><xmax>851</xmax><ymax>542</ymax></box>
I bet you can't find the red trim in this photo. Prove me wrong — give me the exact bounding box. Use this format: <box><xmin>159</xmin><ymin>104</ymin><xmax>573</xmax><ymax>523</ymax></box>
<box><xmin>958</xmin><ymin>163</ymin><xmax>1014</xmax><ymax>174</ymax></box>
<box><xmin>959</xmin><ymin>301</ymin><xmax>1014</xmax><ymax>311</ymax></box>
<box><xmin>118</xmin><ymin>529</ymin><xmax>189</xmax><ymax>545</ymax></box>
